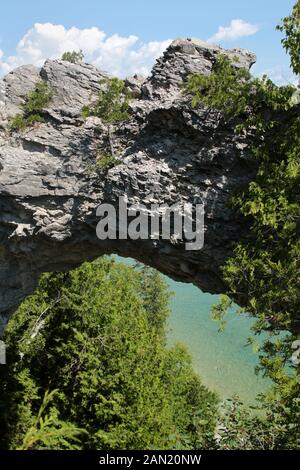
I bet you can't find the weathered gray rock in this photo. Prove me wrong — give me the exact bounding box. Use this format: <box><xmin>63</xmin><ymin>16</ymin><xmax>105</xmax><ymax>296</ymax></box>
<box><xmin>0</xmin><ymin>38</ymin><xmax>257</xmax><ymax>325</ymax></box>
<box><xmin>125</xmin><ymin>74</ymin><xmax>144</xmax><ymax>98</ymax></box>
<box><xmin>2</xmin><ymin>65</ymin><xmax>40</xmax><ymax>120</ymax></box>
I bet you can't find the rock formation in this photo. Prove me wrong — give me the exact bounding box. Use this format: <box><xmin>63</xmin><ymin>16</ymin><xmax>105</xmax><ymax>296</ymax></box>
<box><xmin>0</xmin><ymin>38</ymin><xmax>257</xmax><ymax>324</ymax></box>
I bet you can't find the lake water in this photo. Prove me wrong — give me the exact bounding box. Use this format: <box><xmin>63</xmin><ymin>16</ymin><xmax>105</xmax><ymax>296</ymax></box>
<box><xmin>116</xmin><ymin>256</ymin><xmax>270</xmax><ymax>404</ymax></box>
<box><xmin>167</xmin><ymin>278</ymin><xmax>270</xmax><ymax>403</ymax></box>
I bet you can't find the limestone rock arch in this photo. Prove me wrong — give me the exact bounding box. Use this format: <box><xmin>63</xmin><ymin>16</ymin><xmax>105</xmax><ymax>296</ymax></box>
<box><xmin>0</xmin><ymin>39</ymin><xmax>257</xmax><ymax>323</ymax></box>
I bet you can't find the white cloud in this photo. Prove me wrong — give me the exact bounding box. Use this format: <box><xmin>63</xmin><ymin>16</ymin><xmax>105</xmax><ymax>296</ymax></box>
<box><xmin>208</xmin><ymin>19</ymin><xmax>259</xmax><ymax>44</ymax></box>
<box><xmin>0</xmin><ymin>23</ymin><xmax>171</xmax><ymax>77</ymax></box>
<box><xmin>256</xmin><ymin>65</ymin><xmax>298</xmax><ymax>87</ymax></box>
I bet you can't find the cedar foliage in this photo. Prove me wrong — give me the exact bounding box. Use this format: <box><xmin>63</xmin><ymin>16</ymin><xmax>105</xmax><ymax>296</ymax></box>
<box><xmin>82</xmin><ymin>77</ymin><xmax>131</xmax><ymax>123</ymax></box>
<box><xmin>10</xmin><ymin>80</ymin><xmax>54</xmax><ymax>131</ymax></box>
<box><xmin>61</xmin><ymin>50</ymin><xmax>84</xmax><ymax>63</ymax></box>
<box><xmin>185</xmin><ymin>1</ymin><xmax>300</xmax><ymax>449</ymax></box>
<box><xmin>0</xmin><ymin>258</ymin><xmax>217</xmax><ymax>450</ymax></box>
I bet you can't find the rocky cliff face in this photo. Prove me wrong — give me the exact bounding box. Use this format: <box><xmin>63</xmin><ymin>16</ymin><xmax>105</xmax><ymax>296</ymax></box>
<box><xmin>0</xmin><ymin>38</ymin><xmax>257</xmax><ymax>323</ymax></box>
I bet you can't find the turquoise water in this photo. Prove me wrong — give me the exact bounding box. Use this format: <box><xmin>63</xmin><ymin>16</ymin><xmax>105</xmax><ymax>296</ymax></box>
<box><xmin>115</xmin><ymin>256</ymin><xmax>270</xmax><ymax>404</ymax></box>
<box><xmin>167</xmin><ymin>279</ymin><xmax>270</xmax><ymax>403</ymax></box>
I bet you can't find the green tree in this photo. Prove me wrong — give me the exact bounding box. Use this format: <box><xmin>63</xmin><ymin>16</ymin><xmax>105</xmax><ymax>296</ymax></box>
<box><xmin>61</xmin><ymin>50</ymin><xmax>84</xmax><ymax>63</ymax></box>
<box><xmin>10</xmin><ymin>80</ymin><xmax>54</xmax><ymax>131</ymax></box>
<box><xmin>82</xmin><ymin>78</ymin><xmax>131</xmax><ymax>165</ymax></box>
<box><xmin>0</xmin><ymin>257</ymin><xmax>217</xmax><ymax>450</ymax></box>
<box><xmin>18</xmin><ymin>390</ymin><xmax>86</xmax><ymax>450</ymax></box>
<box><xmin>277</xmin><ymin>0</ymin><xmax>300</xmax><ymax>76</ymax></box>
<box><xmin>82</xmin><ymin>78</ymin><xmax>131</xmax><ymax>123</ymax></box>
<box><xmin>139</xmin><ymin>266</ymin><xmax>171</xmax><ymax>338</ymax></box>
<box><xmin>185</xmin><ymin>1</ymin><xmax>300</xmax><ymax>449</ymax></box>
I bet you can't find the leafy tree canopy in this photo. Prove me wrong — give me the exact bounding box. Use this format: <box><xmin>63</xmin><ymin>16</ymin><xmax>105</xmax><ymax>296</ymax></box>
<box><xmin>10</xmin><ymin>80</ymin><xmax>54</xmax><ymax>131</ymax></box>
<box><xmin>82</xmin><ymin>78</ymin><xmax>131</xmax><ymax>123</ymax></box>
<box><xmin>0</xmin><ymin>258</ymin><xmax>217</xmax><ymax>450</ymax></box>
<box><xmin>185</xmin><ymin>0</ymin><xmax>300</xmax><ymax>449</ymax></box>
<box><xmin>61</xmin><ymin>50</ymin><xmax>84</xmax><ymax>63</ymax></box>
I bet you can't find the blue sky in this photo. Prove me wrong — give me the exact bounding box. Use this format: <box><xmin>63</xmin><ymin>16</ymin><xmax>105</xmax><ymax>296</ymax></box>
<box><xmin>0</xmin><ymin>0</ymin><xmax>297</xmax><ymax>82</ymax></box>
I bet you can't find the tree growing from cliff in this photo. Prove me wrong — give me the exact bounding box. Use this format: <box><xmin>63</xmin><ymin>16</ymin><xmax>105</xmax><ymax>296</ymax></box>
<box><xmin>185</xmin><ymin>0</ymin><xmax>300</xmax><ymax>449</ymax></box>
<box><xmin>10</xmin><ymin>80</ymin><xmax>54</xmax><ymax>131</ymax></box>
<box><xmin>17</xmin><ymin>390</ymin><xmax>86</xmax><ymax>450</ymax></box>
<box><xmin>61</xmin><ymin>50</ymin><xmax>84</xmax><ymax>63</ymax></box>
<box><xmin>0</xmin><ymin>257</ymin><xmax>217</xmax><ymax>450</ymax></box>
<box><xmin>82</xmin><ymin>78</ymin><xmax>131</xmax><ymax>168</ymax></box>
